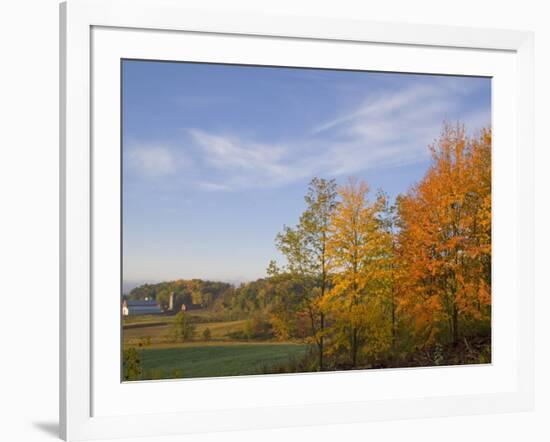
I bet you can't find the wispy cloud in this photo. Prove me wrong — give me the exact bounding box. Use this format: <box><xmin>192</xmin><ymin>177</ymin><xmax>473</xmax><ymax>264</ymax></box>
<box><xmin>128</xmin><ymin>80</ymin><xmax>489</xmax><ymax>191</ymax></box>
<box><xmin>312</xmin><ymin>84</ymin><xmax>438</xmax><ymax>134</ymax></box>
<box><xmin>314</xmin><ymin>82</ymin><xmax>489</xmax><ymax>144</ymax></box>
<box><xmin>188</xmin><ymin>129</ymin><xmax>288</xmax><ymax>175</ymax></box>
<box><xmin>180</xmin><ymin>81</ymin><xmax>489</xmax><ymax>191</ymax></box>
<box><xmin>126</xmin><ymin>144</ymin><xmax>190</xmax><ymax>178</ymax></box>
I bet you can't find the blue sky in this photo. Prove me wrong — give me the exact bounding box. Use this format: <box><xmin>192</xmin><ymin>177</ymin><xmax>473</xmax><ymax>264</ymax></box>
<box><xmin>122</xmin><ymin>60</ymin><xmax>491</xmax><ymax>291</ymax></box>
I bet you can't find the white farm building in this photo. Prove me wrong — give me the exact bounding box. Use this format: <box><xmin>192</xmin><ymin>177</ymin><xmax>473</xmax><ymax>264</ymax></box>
<box><xmin>122</xmin><ymin>299</ymin><xmax>162</xmax><ymax>316</ymax></box>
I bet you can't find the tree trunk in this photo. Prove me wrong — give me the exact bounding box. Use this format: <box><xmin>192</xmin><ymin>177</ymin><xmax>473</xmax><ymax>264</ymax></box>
<box><xmin>452</xmin><ymin>304</ymin><xmax>459</xmax><ymax>343</ymax></box>
<box><xmin>351</xmin><ymin>328</ymin><xmax>357</xmax><ymax>367</ymax></box>
<box><xmin>391</xmin><ymin>297</ymin><xmax>396</xmax><ymax>347</ymax></box>
<box><xmin>319</xmin><ymin>312</ymin><xmax>324</xmax><ymax>370</ymax></box>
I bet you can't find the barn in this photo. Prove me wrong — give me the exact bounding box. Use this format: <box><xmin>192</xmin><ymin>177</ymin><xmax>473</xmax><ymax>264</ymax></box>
<box><xmin>122</xmin><ymin>299</ymin><xmax>162</xmax><ymax>316</ymax></box>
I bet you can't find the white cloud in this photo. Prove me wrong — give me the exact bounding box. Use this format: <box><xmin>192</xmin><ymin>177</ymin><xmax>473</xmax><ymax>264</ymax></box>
<box><xmin>187</xmin><ymin>129</ymin><xmax>298</xmax><ymax>189</ymax></box>
<box><xmin>188</xmin><ymin>129</ymin><xmax>287</xmax><ymax>174</ymax></box>
<box><xmin>127</xmin><ymin>145</ymin><xmax>182</xmax><ymax>178</ymax></box>
<box><xmin>312</xmin><ymin>84</ymin><xmax>439</xmax><ymax>135</ymax></box>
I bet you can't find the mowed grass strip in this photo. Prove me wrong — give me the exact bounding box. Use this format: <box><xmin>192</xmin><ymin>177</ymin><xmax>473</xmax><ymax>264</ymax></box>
<box><xmin>123</xmin><ymin>314</ymin><xmax>171</xmax><ymax>325</ymax></box>
<box><xmin>123</xmin><ymin>320</ymin><xmax>248</xmax><ymax>346</ymax></box>
<box><xmin>137</xmin><ymin>343</ymin><xmax>308</xmax><ymax>379</ymax></box>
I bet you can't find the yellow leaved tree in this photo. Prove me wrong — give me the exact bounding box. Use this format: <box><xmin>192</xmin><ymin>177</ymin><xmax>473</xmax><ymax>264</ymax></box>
<box><xmin>323</xmin><ymin>178</ymin><xmax>394</xmax><ymax>367</ymax></box>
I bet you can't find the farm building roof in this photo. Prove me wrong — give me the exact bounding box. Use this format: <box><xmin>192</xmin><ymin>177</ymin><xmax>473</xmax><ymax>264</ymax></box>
<box><xmin>126</xmin><ymin>300</ymin><xmax>159</xmax><ymax>306</ymax></box>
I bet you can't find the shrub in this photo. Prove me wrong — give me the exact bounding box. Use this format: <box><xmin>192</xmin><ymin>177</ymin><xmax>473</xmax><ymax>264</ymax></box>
<box><xmin>123</xmin><ymin>347</ymin><xmax>142</xmax><ymax>381</ymax></box>
<box><xmin>245</xmin><ymin>314</ymin><xmax>273</xmax><ymax>339</ymax></box>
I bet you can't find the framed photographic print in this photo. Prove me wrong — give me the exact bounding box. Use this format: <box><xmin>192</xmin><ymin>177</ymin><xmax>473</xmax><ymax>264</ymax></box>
<box><xmin>60</xmin><ymin>0</ymin><xmax>534</xmax><ymax>440</ymax></box>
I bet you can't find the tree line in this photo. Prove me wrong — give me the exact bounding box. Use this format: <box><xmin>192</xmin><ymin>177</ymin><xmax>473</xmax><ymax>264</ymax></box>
<box><xmin>127</xmin><ymin>279</ymin><xmax>233</xmax><ymax>311</ymax></box>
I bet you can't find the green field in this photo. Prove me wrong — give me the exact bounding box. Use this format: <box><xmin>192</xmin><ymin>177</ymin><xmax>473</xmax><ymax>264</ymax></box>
<box><xmin>135</xmin><ymin>343</ymin><xmax>308</xmax><ymax>379</ymax></box>
<box><xmin>123</xmin><ymin>313</ymin><xmax>310</xmax><ymax>379</ymax></box>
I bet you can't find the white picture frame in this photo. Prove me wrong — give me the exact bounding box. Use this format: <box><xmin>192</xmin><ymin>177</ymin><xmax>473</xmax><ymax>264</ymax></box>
<box><xmin>60</xmin><ymin>0</ymin><xmax>534</xmax><ymax>440</ymax></box>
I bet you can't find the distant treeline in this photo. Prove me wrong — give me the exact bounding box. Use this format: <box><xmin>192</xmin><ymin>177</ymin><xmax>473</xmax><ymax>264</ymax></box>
<box><xmin>127</xmin><ymin>279</ymin><xmax>234</xmax><ymax>311</ymax></box>
<box><xmin>126</xmin><ymin>276</ymin><xmax>313</xmax><ymax>323</ymax></box>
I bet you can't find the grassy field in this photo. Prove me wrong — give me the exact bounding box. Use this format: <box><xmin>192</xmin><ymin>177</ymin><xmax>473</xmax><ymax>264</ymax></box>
<box><xmin>122</xmin><ymin>312</ymin><xmax>311</xmax><ymax>379</ymax></box>
<box><xmin>135</xmin><ymin>343</ymin><xmax>308</xmax><ymax>379</ymax></box>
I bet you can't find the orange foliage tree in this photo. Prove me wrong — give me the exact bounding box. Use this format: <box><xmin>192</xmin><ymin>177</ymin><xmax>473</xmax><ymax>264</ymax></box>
<box><xmin>396</xmin><ymin>123</ymin><xmax>492</xmax><ymax>346</ymax></box>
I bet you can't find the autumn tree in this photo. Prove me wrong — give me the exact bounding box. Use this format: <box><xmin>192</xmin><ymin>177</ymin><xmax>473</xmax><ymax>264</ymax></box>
<box><xmin>324</xmin><ymin>178</ymin><xmax>393</xmax><ymax>367</ymax></box>
<box><xmin>274</xmin><ymin>177</ymin><xmax>338</xmax><ymax>370</ymax></box>
<box><xmin>396</xmin><ymin>123</ymin><xmax>491</xmax><ymax>345</ymax></box>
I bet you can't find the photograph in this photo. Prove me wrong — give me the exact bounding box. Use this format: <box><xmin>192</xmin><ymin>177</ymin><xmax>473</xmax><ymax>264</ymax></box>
<box><xmin>121</xmin><ymin>60</ymin><xmax>492</xmax><ymax>381</ymax></box>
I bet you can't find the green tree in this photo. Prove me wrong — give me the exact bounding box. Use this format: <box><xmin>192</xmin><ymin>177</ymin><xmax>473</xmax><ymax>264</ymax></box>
<box><xmin>171</xmin><ymin>311</ymin><xmax>195</xmax><ymax>342</ymax></box>
<box><xmin>275</xmin><ymin>177</ymin><xmax>338</xmax><ymax>370</ymax></box>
